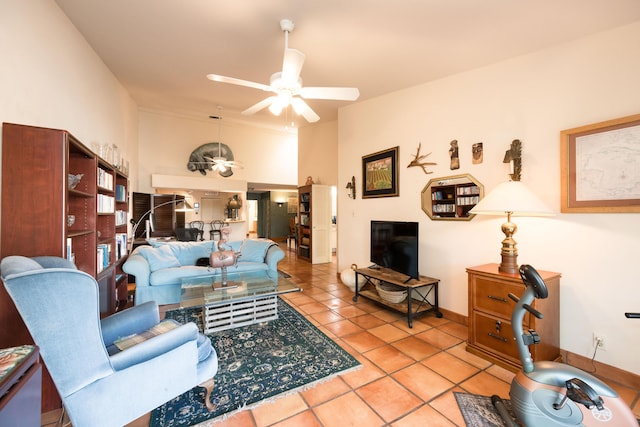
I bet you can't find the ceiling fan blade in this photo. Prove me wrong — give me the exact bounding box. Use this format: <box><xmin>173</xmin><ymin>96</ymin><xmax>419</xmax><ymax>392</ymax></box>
<box><xmin>201</xmin><ymin>157</ymin><xmax>244</xmax><ymax>169</ymax></box>
<box><xmin>281</xmin><ymin>48</ymin><xmax>305</xmax><ymax>86</ymax></box>
<box><xmin>291</xmin><ymin>98</ymin><xmax>320</xmax><ymax>123</ymax></box>
<box><xmin>225</xmin><ymin>161</ymin><xmax>244</xmax><ymax>169</ymax></box>
<box><xmin>241</xmin><ymin>96</ymin><xmax>277</xmax><ymax>115</ymax></box>
<box><xmin>299</xmin><ymin>86</ymin><xmax>360</xmax><ymax>101</ymax></box>
<box><xmin>206</xmin><ymin>74</ymin><xmax>272</xmax><ymax>92</ymax></box>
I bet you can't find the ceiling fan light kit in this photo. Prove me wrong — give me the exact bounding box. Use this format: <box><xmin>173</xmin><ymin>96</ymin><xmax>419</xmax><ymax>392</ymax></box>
<box><xmin>187</xmin><ymin>108</ymin><xmax>244</xmax><ymax>177</ymax></box>
<box><xmin>206</xmin><ymin>18</ymin><xmax>359</xmax><ymax>123</ymax></box>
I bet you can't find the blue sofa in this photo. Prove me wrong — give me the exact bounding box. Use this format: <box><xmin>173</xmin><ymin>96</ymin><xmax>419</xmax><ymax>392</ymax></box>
<box><xmin>123</xmin><ymin>239</ymin><xmax>284</xmax><ymax>305</ymax></box>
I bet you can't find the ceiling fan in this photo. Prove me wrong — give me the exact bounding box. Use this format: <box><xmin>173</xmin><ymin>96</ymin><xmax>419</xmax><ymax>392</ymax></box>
<box><xmin>206</xmin><ymin>110</ymin><xmax>243</xmax><ymax>175</ymax></box>
<box><xmin>206</xmin><ymin>19</ymin><xmax>360</xmax><ymax>123</ymax></box>
<box><xmin>187</xmin><ymin>108</ymin><xmax>244</xmax><ymax>177</ymax></box>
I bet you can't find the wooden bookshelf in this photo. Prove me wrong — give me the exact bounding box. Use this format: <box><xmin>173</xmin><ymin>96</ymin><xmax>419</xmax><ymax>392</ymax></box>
<box><xmin>0</xmin><ymin>122</ymin><xmax>129</xmax><ymax>411</ymax></box>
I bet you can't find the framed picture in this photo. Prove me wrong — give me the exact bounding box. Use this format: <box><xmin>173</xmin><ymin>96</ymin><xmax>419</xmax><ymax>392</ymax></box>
<box><xmin>362</xmin><ymin>146</ymin><xmax>399</xmax><ymax>198</ymax></box>
<box><xmin>560</xmin><ymin>113</ymin><xmax>640</xmax><ymax>213</ymax></box>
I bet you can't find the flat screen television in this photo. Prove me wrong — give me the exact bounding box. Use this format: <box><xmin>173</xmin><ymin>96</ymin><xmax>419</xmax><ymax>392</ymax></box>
<box><xmin>370</xmin><ymin>220</ymin><xmax>419</xmax><ymax>280</ymax></box>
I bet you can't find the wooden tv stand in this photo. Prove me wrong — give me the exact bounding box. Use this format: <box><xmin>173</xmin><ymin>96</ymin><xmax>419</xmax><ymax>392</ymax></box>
<box><xmin>353</xmin><ymin>267</ymin><xmax>441</xmax><ymax>328</ymax></box>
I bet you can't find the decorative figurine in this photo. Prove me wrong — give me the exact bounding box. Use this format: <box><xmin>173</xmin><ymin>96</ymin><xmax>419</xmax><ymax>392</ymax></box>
<box><xmin>449</xmin><ymin>140</ymin><xmax>460</xmax><ymax>170</ymax></box>
<box><xmin>503</xmin><ymin>139</ymin><xmax>522</xmax><ymax>181</ymax></box>
<box><xmin>472</xmin><ymin>142</ymin><xmax>483</xmax><ymax>164</ymax></box>
<box><xmin>209</xmin><ymin>226</ymin><xmax>240</xmax><ymax>288</ymax></box>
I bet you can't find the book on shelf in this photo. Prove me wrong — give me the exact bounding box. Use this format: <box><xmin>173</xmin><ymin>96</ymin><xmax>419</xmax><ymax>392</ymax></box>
<box><xmin>115</xmin><ymin>184</ymin><xmax>127</xmax><ymax>202</ymax></box>
<box><xmin>96</xmin><ymin>243</ymin><xmax>112</xmax><ymax>274</ymax></box>
<box><xmin>97</xmin><ymin>194</ymin><xmax>115</xmax><ymax>213</ymax></box>
<box><xmin>97</xmin><ymin>168</ymin><xmax>114</xmax><ymax>190</ymax></box>
<box><xmin>115</xmin><ymin>210</ymin><xmax>127</xmax><ymax>226</ymax></box>
<box><xmin>115</xmin><ymin>233</ymin><xmax>128</xmax><ymax>259</ymax></box>
<box><xmin>66</xmin><ymin>238</ymin><xmax>73</xmax><ymax>263</ymax></box>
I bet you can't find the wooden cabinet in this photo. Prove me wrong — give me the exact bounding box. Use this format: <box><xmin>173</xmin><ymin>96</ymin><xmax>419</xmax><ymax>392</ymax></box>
<box><xmin>1</xmin><ymin>122</ymin><xmax>129</xmax><ymax>411</ymax></box>
<box><xmin>466</xmin><ymin>263</ymin><xmax>561</xmax><ymax>371</ymax></box>
<box><xmin>114</xmin><ymin>171</ymin><xmax>130</xmax><ymax>310</ymax></box>
<box><xmin>1</xmin><ymin>123</ymin><xmax>129</xmax><ymax>314</ymax></box>
<box><xmin>297</xmin><ymin>184</ymin><xmax>331</xmax><ymax>264</ymax></box>
<box><xmin>0</xmin><ymin>346</ymin><xmax>41</xmax><ymax>426</ymax></box>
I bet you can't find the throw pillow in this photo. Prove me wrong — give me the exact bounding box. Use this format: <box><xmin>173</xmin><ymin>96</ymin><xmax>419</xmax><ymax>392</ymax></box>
<box><xmin>138</xmin><ymin>245</ymin><xmax>181</xmax><ymax>272</ymax></box>
<box><xmin>149</xmin><ymin>241</ymin><xmax>215</xmax><ymax>266</ymax></box>
<box><xmin>238</xmin><ymin>239</ymin><xmax>275</xmax><ymax>263</ymax></box>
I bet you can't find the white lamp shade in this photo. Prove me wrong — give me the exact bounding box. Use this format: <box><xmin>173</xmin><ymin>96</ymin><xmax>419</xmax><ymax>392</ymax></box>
<box><xmin>469</xmin><ymin>181</ymin><xmax>554</xmax><ymax>217</ymax></box>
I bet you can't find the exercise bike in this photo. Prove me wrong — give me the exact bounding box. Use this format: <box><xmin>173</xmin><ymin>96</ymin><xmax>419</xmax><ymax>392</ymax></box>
<box><xmin>492</xmin><ymin>264</ymin><xmax>637</xmax><ymax>426</ymax></box>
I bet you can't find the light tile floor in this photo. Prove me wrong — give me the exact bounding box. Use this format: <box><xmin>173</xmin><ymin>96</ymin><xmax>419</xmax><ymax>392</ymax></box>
<box><xmin>43</xmin><ymin>243</ymin><xmax>640</xmax><ymax>426</ymax></box>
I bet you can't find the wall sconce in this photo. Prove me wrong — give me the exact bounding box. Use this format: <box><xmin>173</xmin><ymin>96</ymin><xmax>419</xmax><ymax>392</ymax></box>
<box><xmin>503</xmin><ymin>139</ymin><xmax>522</xmax><ymax>181</ymax></box>
<box><xmin>277</xmin><ymin>201</ymin><xmax>284</xmax><ymax>208</ymax></box>
<box><xmin>346</xmin><ymin>176</ymin><xmax>356</xmax><ymax>199</ymax></box>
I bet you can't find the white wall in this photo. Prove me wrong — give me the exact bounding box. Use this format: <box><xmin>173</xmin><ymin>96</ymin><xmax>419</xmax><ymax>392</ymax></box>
<box><xmin>0</xmin><ymin>1</ymin><xmax>139</xmax><ymax>188</ymax></box>
<box><xmin>298</xmin><ymin>121</ymin><xmax>338</xmax><ymax>186</ymax></box>
<box><xmin>137</xmin><ymin>109</ymin><xmax>297</xmax><ymax>193</ymax></box>
<box><xmin>338</xmin><ymin>21</ymin><xmax>640</xmax><ymax>374</ymax></box>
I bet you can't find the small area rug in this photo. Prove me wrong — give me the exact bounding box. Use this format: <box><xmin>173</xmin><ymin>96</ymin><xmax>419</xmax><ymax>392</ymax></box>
<box><xmin>150</xmin><ymin>298</ymin><xmax>361</xmax><ymax>427</ymax></box>
<box><xmin>456</xmin><ymin>392</ymin><xmax>640</xmax><ymax>426</ymax></box>
<box><xmin>454</xmin><ymin>392</ymin><xmax>516</xmax><ymax>427</ymax></box>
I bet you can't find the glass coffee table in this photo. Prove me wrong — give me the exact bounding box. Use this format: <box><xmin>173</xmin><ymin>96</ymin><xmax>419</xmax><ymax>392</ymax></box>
<box><xmin>180</xmin><ymin>270</ymin><xmax>301</xmax><ymax>333</ymax></box>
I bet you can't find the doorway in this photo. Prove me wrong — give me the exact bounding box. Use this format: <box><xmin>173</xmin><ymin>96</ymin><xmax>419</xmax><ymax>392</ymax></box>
<box><xmin>247</xmin><ymin>200</ymin><xmax>258</xmax><ymax>239</ymax></box>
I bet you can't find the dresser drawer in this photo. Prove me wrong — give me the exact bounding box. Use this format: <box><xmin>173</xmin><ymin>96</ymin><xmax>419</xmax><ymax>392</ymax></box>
<box><xmin>472</xmin><ymin>277</ymin><xmax>529</xmax><ymax>323</ymax></box>
<box><xmin>473</xmin><ymin>312</ymin><xmax>521</xmax><ymax>362</ymax></box>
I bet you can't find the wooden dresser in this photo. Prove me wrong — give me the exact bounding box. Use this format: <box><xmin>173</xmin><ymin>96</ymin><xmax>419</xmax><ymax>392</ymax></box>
<box><xmin>466</xmin><ymin>263</ymin><xmax>561</xmax><ymax>371</ymax></box>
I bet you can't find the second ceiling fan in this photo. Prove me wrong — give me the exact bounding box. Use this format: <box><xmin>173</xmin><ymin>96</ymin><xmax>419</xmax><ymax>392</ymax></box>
<box><xmin>206</xmin><ymin>19</ymin><xmax>359</xmax><ymax>123</ymax></box>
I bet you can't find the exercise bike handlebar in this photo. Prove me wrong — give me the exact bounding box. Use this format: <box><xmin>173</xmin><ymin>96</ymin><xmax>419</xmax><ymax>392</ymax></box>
<box><xmin>508</xmin><ymin>292</ymin><xmax>544</xmax><ymax>319</ymax></box>
<box><xmin>511</xmin><ymin>265</ymin><xmax>549</xmax><ymax>373</ymax></box>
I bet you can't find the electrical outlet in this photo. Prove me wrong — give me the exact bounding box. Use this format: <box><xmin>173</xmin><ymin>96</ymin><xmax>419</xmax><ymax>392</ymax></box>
<box><xmin>593</xmin><ymin>333</ymin><xmax>606</xmax><ymax>351</ymax></box>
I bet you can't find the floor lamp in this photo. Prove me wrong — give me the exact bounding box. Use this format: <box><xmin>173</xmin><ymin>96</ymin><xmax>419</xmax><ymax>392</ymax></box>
<box><xmin>129</xmin><ymin>198</ymin><xmax>193</xmax><ymax>250</ymax></box>
<box><xmin>469</xmin><ymin>181</ymin><xmax>553</xmax><ymax>274</ymax></box>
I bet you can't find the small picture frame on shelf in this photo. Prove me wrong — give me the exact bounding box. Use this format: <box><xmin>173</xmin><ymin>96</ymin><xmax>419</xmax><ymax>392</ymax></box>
<box><xmin>560</xmin><ymin>113</ymin><xmax>640</xmax><ymax>213</ymax></box>
<box><xmin>362</xmin><ymin>146</ymin><xmax>399</xmax><ymax>199</ymax></box>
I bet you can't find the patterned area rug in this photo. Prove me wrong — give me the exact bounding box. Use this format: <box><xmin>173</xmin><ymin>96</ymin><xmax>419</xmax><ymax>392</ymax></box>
<box><xmin>454</xmin><ymin>392</ymin><xmax>517</xmax><ymax>427</ymax></box>
<box><xmin>150</xmin><ymin>298</ymin><xmax>361</xmax><ymax>427</ymax></box>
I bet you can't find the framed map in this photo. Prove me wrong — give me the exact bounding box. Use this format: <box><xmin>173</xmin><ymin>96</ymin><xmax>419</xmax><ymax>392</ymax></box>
<box><xmin>362</xmin><ymin>146</ymin><xmax>399</xmax><ymax>198</ymax></box>
<box><xmin>560</xmin><ymin>113</ymin><xmax>640</xmax><ymax>213</ymax></box>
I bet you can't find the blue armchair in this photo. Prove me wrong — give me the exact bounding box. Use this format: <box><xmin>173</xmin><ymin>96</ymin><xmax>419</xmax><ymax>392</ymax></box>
<box><xmin>0</xmin><ymin>256</ymin><xmax>218</xmax><ymax>427</ymax></box>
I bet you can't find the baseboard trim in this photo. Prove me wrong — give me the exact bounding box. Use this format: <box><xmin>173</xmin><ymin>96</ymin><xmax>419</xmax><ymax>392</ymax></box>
<box><xmin>561</xmin><ymin>349</ymin><xmax>640</xmax><ymax>391</ymax></box>
<box><xmin>440</xmin><ymin>307</ymin><xmax>467</xmax><ymax>326</ymax></box>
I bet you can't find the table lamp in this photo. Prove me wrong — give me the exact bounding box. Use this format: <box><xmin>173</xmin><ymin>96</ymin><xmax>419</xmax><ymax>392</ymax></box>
<box><xmin>469</xmin><ymin>180</ymin><xmax>553</xmax><ymax>274</ymax></box>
